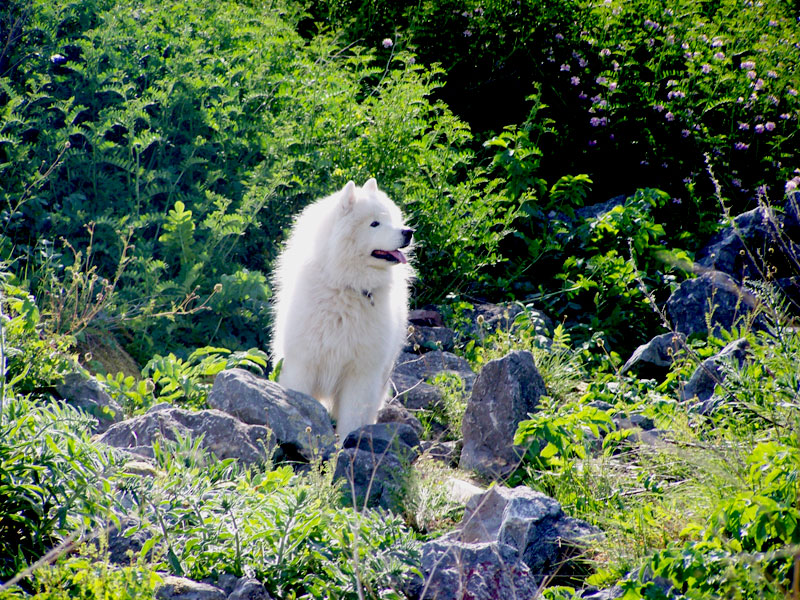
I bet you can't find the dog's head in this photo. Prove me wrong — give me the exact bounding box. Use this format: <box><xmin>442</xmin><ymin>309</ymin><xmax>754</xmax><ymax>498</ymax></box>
<box><xmin>337</xmin><ymin>178</ymin><xmax>414</xmax><ymax>268</ymax></box>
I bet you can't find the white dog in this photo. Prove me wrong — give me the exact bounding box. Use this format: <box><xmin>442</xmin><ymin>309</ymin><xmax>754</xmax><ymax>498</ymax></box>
<box><xmin>271</xmin><ymin>178</ymin><xmax>414</xmax><ymax>440</ymax></box>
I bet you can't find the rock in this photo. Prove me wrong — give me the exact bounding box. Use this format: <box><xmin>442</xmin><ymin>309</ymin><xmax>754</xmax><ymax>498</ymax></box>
<box><xmin>98</xmin><ymin>407</ymin><xmax>273</xmax><ymax>465</ymax></box>
<box><xmin>681</xmin><ymin>338</ymin><xmax>750</xmax><ymax>405</ymax></box>
<box><xmin>409</xmin><ymin>307</ymin><xmax>445</xmax><ymax>328</ymax></box>
<box><xmin>207</xmin><ymin>368</ymin><xmax>335</xmax><ymax>460</ymax></box>
<box><xmin>107</xmin><ymin>519</ymin><xmax>151</xmax><ymax>564</ymax></box>
<box><xmin>376</xmin><ymin>401</ymin><xmax>423</xmax><ymax>437</ymax></box>
<box><xmin>621</xmin><ymin>332</ymin><xmax>686</xmax><ymax>378</ymax></box>
<box><xmin>459</xmin><ymin>351</ymin><xmax>545</xmax><ymax>479</ymax></box>
<box><xmin>334</xmin><ymin>447</ymin><xmax>407</xmax><ymax>511</ymax></box>
<box><xmin>443</xmin><ymin>477</ymin><xmax>484</xmax><ymax>505</ymax></box>
<box><xmin>202</xmin><ymin>574</ymin><xmax>240</xmax><ymax>596</ymax></box>
<box><xmin>342</xmin><ymin>423</ymin><xmax>420</xmax><ymax>462</ymax></box>
<box><xmin>575</xmin><ymin>195</ymin><xmax>626</xmax><ymax>220</ymax></box>
<box><xmin>392</xmin><ymin>351</ymin><xmax>475</xmax><ymax>411</ymax></box>
<box><xmin>420</xmin><ymin>440</ymin><xmax>459</xmax><ymax>466</ymax></box>
<box><xmin>405</xmin><ymin>326</ymin><xmax>456</xmax><ymax>353</ymax></box>
<box><xmin>615</xmin><ymin>413</ymin><xmax>655</xmax><ymax>432</ymax></box>
<box><xmin>666</xmin><ymin>271</ymin><xmax>764</xmax><ymax>337</ymax></box>
<box><xmin>461</xmin><ymin>485</ymin><xmax>600</xmax><ymax>583</ymax></box>
<box><xmin>578</xmin><ymin>586</ymin><xmax>624</xmax><ymax>599</ymax></box>
<box><xmin>155</xmin><ymin>576</ymin><xmax>226</xmax><ymax>600</ymax></box>
<box><xmin>228</xmin><ymin>578</ymin><xmax>272</xmax><ymax>600</ymax></box>
<box><xmin>460</xmin><ymin>302</ymin><xmax>525</xmax><ymax>339</ymax></box>
<box><xmin>411</xmin><ymin>540</ymin><xmax>539</xmax><ymax>600</ymax></box>
<box><xmin>56</xmin><ymin>372</ymin><xmax>124</xmax><ymax>433</ymax></box>
<box><xmin>697</xmin><ymin>205</ymin><xmax>800</xmax><ymax>282</ymax></box>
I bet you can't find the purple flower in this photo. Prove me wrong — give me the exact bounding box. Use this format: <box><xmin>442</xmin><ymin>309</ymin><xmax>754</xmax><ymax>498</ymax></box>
<box><xmin>789</xmin><ymin>88</ymin><xmax>798</xmax><ymax>97</ymax></box>
<box><xmin>665</xmin><ymin>112</ymin><xmax>675</xmax><ymax>121</ymax></box>
<box><xmin>712</xmin><ymin>38</ymin><xmax>724</xmax><ymax>47</ymax></box>
<box><xmin>738</xmin><ymin>122</ymin><xmax>750</xmax><ymax>130</ymax></box>
<box><xmin>561</xmin><ymin>63</ymin><xmax>571</xmax><ymax>71</ymax></box>
<box><xmin>382</xmin><ymin>38</ymin><xmax>393</xmax><ymax>48</ymax></box>
<box><xmin>732</xmin><ymin>178</ymin><xmax>742</xmax><ymax>188</ymax></box>
<box><xmin>644</xmin><ymin>18</ymin><xmax>660</xmax><ymax>29</ymax></box>
<box><xmin>768</xmin><ymin>19</ymin><xmax>778</xmax><ymax>26</ymax></box>
<box><xmin>672</xmin><ymin>197</ymin><xmax>683</xmax><ymax>204</ymax></box>
<box><xmin>714</xmin><ymin>52</ymin><xmax>725</xmax><ymax>60</ymax></box>
<box><xmin>555</xmin><ymin>33</ymin><xmax>564</xmax><ymax>41</ymax></box>
<box><xmin>753</xmin><ymin>79</ymin><xmax>765</xmax><ymax>91</ymax></box>
<box><xmin>780</xmin><ymin>113</ymin><xmax>791</xmax><ymax>120</ymax></box>
<box><xmin>579</xmin><ymin>58</ymin><xmax>588</xmax><ymax>68</ymax></box>
<box><xmin>596</xmin><ymin>75</ymin><xmax>608</xmax><ymax>84</ymax></box>
<box><xmin>667</xmin><ymin>90</ymin><xmax>686</xmax><ymax>100</ymax></box>
<box><xmin>654</xmin><ymin>104</ymin><xmax>665</xmax><ymax>112</ymax></box>
<box><xmin>571</xmin><ymin>76</ymin><xmax>581</xmax><ymax>86</ymax></box>
<box><xmin>755</xmin><ymin>123</ymin><xmax>765</xmax><ymax>133</ymax></box>
<box><xmin>765</xmin><ymin>121</ymin><xmax>776</xmax><ymax>131</ymax></box>
<box><xmin>612</xmin><ymin>60</ymin><xmax>620</xmax><ymax>71</ymax></box>
<box><xmin>786</xmin><ymin>177</ymin><xmax>800</xmax><ymax>193</ymax></box>
<box><xmin>735</xmin><ymin>142</ymin><xmax>749</xmax><ymax>150</ymax></box>
<box><xmin>767</xmin><ymin>70</ymin><xmax>778</xmax><ymax>79</ymax></box>
<box><xmin>578</xmin><ymin>91</ymin><xmax>588</xmax><ymax>100</ymax></box>
<box><xmin>681</xmin><ymin>129</ymin><xmax>691</xmax><ymax>137</ymax></box>
<box><xmin>608</xmin><ymin>81</ymin><xmax>618</xmax><ymax>91</ymax></box>
<box><xmin>588</xmin><ymin>140</ymin><xmax>597</xmax><ymax>147</ymax></box>
<box><xmin>746</xmin><ymin>70</ymin><xmax>757</xmax><ymax>80</ymax></box>
<box><xmin>701</xmin><ymin>64</ymin><xmax>712</xmax><ymax>74</ymax></box>
<box><xmin>741</xmin><ymin>60</ymin><xmax>756</xmax><ymax>70</ymax></box>
<box><xmin>600</xmin><ymin>48</ymin><xmax>611</xmax><ymax>57</ymax></box>
<box><xmin>463</xmin><ymin>29</ymin><xmax>473</xmax><ymax>37</ymax></box>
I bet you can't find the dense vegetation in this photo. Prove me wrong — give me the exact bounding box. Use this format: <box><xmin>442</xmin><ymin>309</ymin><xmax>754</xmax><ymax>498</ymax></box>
<box><xmin>1</xmin><ymin>0</ymin><xmax>799</xmax><ymax>597</ymax></box>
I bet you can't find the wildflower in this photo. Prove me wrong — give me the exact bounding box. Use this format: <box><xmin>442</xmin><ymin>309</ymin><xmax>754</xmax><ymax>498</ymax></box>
<box><xmin>571</xmin><ymin>76</ymin><xmax>581</xmax><ymax>86</ymax></box>
<box><xmin>612</xmin><ymin>60</ymin><xmax>620</xmax><ymax>71</ymax></box>
<box><xmin>579</xmin><ymin>58</ymin><xmax>588</xmax><ymax>68</ymax></box>
<box><xmin>780</xmin><ymin>113</ymin><xmax>791</xmax><ymax>119</ymax></box>
<box><xmin>746</xmin><ymin>70</ymin><xmax>757</xmax><ymax>79</ymax></box>
<box><xmin>755</xmin><ymin>123</ymin><xmax>765</xmax><ymax>133</ymax></box>
<box><xmin>475</xmin><ymin>7</ymin><xmax>484</xmax><ymax>15</ymax></box>
<box><xmin>711</xmin><ymin>38</ymin><xmax>724</xmax><ymax>47</ymax></box>
<box><xmin>672</xmin><ymin>197</ymin><xmax>682</xmax><ymax>204</ymax></box>
<box><xmin>463</xmin><ymin>29</ymin><xmax>473</xmax><ymax>37</ymax></box>
<box><xmin>768</xmin><ymin>95</ymin><xmax>779</xmax><ymax>105</ymax></box>
<box><xmin>588</xmin><ymin>140</ymin><xmax>597</xmax><ymax>147</ymax></box>
<box><xmin>732</xmin><ymin>178</ymin><xmax>742</xmax><ymax>188</ymax></box>
<box><xmin>590</xmin><ymin>116</ymin><xmax>607</xmax><ymax>127</ymax></box>
<box><xmin>644</xmin><ymin>18</ymin><xmax>660</xmax><ymax>29</ymax></box>
<box><xmin>701</xmin><ymin>64</ymin><xmax>712</xmax><ymax>74</ymax></box>
<box><xmin>738</xmin><ymin>122</ymin><xmax>750</xmax><ymax>130</ymax></box>
<box><xmin>767</xmin><ymin>70</ymin><xmax>778</xmax><ymax>78</ymax></box>
<box><xmin>768</xmin><ymin>19</ymin><xmax>778</xmax><ymax>26</ymax></box>
<box><xmin>667</xmin><ymin>90</ymin><xmax>686</xmax><ymax>100</ymax></box>
<box><xmin>382</xmin><ymin>38</ymin><xmax>393</xmax><ymax>48</ymax></box>
<box><xmin>600</xmin><ymin>48</ymin><xmax>611</xmax><ymax>57</ymax></box>
<box><xmin>561</xmin><ymin>63</ymin><xmax>571</xmax><ymax>71</ymax></box>
<box><xmin>789</xmin><ymin>88</ymin><xmax>798</xmax><ymax>96</ymax></box>
<box><xmin>608</xmin><ymin>81</ymin><xmax>617</xmax><ymax>91</ymax></box>
<box><xmin>665</xmin><ymin>112</ymin><xmax>675</xmax><ymax>121</ymax></box>
<box><xmin>765</xmin><ymin>121</ymin><xmax>776</xmax><ymax>131</ymax></box>
<box><xmin>714</xmin><ymin>52</ymin><xmax>725</xmax><ymax>60</ymax></box>
<box><xmin>578</xmin><ymin>91</ymin><xmax>588</xmax><ymax>99</ymax></box>
<box><xmin>741</xmin><ymin>60</ymin><xmax>756</xmax><ymax>69</ymax></box>
<box><xmin>786</xmin><ymin>176</ymin><xmax>800</xmax><ymax>194</ymax></box>
<box><xmin>753</xmin><ymin>79</ymin><xmax>765</xmax><ymax>91</ymax></box>
<box><xmin>654</xmin><ymin>104</ymin><xmax>665</xmax><ymax>112</ymax></box>
<box><xmin>681</xmin><ymin>129</ymin><xmax>691</xmax><ymax>137</ymax></box>
<box><xmin>555</xmin><ymin>33</ymin><xmax>564</xmax><ymax>41</ymax></box>
<box><xmin>735</xmin><ymin>142</ymin><xmax>749</xmax><ymax>150</ymax></box>
<box><xmin>596</xmin><ymin>75</ymin><xmax>608</xmax><ymax>84</ymax></box>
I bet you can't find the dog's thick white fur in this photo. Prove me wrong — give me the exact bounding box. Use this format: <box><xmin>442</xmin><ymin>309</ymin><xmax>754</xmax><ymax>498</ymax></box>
<box><xmin>271</xmin><ymin>178</ymin><xmax>414</xmax><ymax>440</ymax></box>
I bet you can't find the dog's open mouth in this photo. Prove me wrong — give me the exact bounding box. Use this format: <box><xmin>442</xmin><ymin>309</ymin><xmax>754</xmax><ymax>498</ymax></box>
<box><xmin>371</xmin><ymin>249</ymin><xmax>408</xmax><ymax>264</ymax></box>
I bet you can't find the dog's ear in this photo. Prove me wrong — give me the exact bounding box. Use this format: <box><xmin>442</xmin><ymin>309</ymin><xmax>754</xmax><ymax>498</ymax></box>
<box><xmin>340</xmin><ymin>180</ymin><xmax>357</xmax><ymax>213</ymax></box>
<box><xmin>363</xmin><ymin>178</ymin><xmax>378</xmax><ymax>192</ymax></box>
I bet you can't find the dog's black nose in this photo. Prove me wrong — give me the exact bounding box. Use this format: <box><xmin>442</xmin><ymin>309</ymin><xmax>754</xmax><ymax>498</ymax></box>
<box><xmin>401</xmin><ymin>228</ymin><xmax>414</xmax><ymax>247</ymax></box>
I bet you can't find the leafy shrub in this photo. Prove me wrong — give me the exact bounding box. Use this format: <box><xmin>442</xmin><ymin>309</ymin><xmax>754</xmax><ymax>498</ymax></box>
<box><xmin>123</xmin><ymin>438</ymin><xmax>419</xmax><ymax>599</ymax></box>
<box><xmin>0</xmin><ymin>396</ymin><xmax>120</xmax><ymax>581</ymax></box>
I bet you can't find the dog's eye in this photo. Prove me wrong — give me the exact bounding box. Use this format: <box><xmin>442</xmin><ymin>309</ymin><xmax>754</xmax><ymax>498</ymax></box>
<box><xmin>370</xmin><ymin>221</ymin><xmax>380</xmax><ymax>227</ymax></box>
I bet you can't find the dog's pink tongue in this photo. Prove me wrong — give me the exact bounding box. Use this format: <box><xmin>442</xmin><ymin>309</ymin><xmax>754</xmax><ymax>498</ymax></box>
<box><xmin>389</xmin><ymin>250</ymin><xmax>408</xmax><ymax>264</ymax></box>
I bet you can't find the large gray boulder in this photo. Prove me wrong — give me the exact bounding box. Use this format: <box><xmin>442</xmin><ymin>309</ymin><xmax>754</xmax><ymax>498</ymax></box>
<box><xmin>342</xmin><ymin>423</ymin><xmax>420</xmax><ymax>462</ymax></box>
<box><xmin>666</xmin><ymin>271</ymin><xmax>765</xmax><ymax>337</ymax></box>
<box><xmin>461</xmin><ymin>485</ymin><xmax>600</xmax><ymax>581</ymax></box>
<box><xmin>207</xmin><ymin>368</ymin><xmax>335</xmax><ymax>460</ymax></box>
<box><xmin>697</xmin><ymin>205</ymin><xmax>800</xmax><ymax>282</ymax></box>
<box><xmin>459</xmin><ymin>351</ymin><xmax>546</xmax><ymax>479</ymax></box>
<box><xmin>410</xmin><ymin>540</ymin><xmax>539</xmax><ymax>600</ymax></box>
<box><xmin>57</xmin><ymin>372</ymin><xmax>124</xmax><ymax>433</ymax></box>
<box><xmin>334</xmin><ymin>446</ymin><xmax>407</xmax><ymax>512</ymax></box>
<box><xmin>98</xmin><ymin>407</ymin><xmax>273</xmax><ymax>465</ymax></box>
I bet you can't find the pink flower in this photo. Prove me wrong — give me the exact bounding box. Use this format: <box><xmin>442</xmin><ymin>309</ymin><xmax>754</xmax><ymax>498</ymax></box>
<box><xmin>714</xmin><ymin>52</ymin><xmax>725</xmax><ymax>60</ymax></box>
<box><xmin>571</xmin><ymin>76</ymin><xmax>581</xmax><ymax>86</ymax></box>
<box><xmin>701</xmin><ymin>64</ymin><xmax>712</xmax><ymax>73</ymax></box>
<box><xmin>382</xmin><ymin>38</ymin><xmax>393</xmax><ymax>48</ymax></box>
<box><xmin>746</xmin><ymin>70</ymin><xmax>757</xmax><ymax>80</ymax></box>
<box><xmin>755</xmin><ymin>123</ymin><xmax>765</xmax><ymax>133</ymax></box>
<box><xmin>765</xmin><ymin>121</ymin><xmax>776</xmax><ymax>131</ymax></box>
<box><xmin>741</xmin><ymin>60</ymin><xmax>756</xmax><ymax>70</ymax></box>
<box><xmin>596</xmin><ymin>75</ymin><xmax>608</xmax><ymax>84</ymax></box>
<box><xmin>561</xmin><ymin>63</ymin><xmax>571</xmax><ymax>71</ymax></box>
<box><xmin>665</xmin><ymin>112</ymin><xmax>675</xmax><ymax>121</ymax></box>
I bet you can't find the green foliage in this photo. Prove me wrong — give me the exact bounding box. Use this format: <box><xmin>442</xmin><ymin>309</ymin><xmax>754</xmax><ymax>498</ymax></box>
<box><xmin>0</xmin><ymin>396</ymin><xmax>120</xmax><ymax>581</ymax></box>
<box><xmin>2</xmin><ymin>550</ymin><xmax>162</xmax><ymax>600</ymax></box>
<box><xmin>124</xmin><ymin>438</ymin><xmax>419</xmax><ymax>599</ymax></box>
<box><xmin>141</xmin><ymin>346</ymin><xmax>268</xmax><ymax>410</ymax></box>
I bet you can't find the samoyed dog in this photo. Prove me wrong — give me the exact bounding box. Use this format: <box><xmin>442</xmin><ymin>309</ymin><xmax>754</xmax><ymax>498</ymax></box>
<box><xmin>271</xmin><ymin>178</ymin><xmax>414</xmax><ymax>440</ymax></box>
